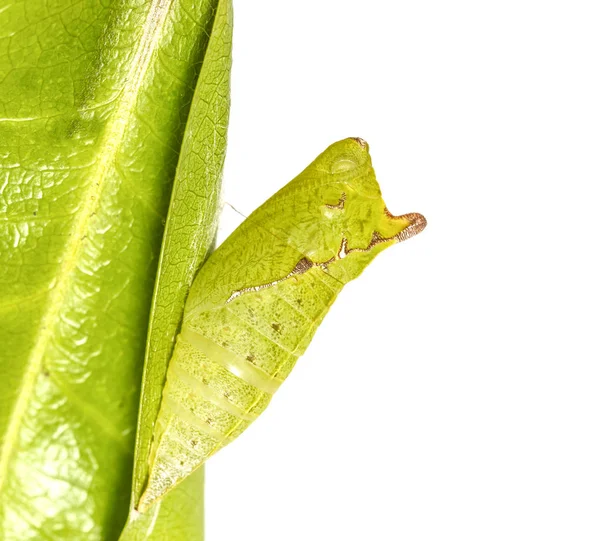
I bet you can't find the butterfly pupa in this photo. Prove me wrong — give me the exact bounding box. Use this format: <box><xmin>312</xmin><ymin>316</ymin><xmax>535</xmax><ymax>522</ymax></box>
<box><xmin>137</xmin><ymin>137</ymin><xmax>426</xmax><ymax>511</ymax></box>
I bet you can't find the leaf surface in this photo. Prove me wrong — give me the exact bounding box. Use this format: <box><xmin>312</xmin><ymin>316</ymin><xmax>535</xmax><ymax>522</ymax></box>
<box><xmin>120</xmin><ymin>0</ymin><xmax>232</xmax><ymax>538</ymax></box>
<box><xmin>0</xmin><ymin>0</ymin><xmax>227</xmax><ymax>538</ymax></box>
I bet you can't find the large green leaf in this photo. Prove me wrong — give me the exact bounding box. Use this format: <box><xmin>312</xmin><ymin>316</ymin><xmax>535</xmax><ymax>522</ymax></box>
<box><xmin>119</xmin><ymin>0</ymin><xmax>232</xmax><ymax>538</ymax></box>
<box><xmin>0</xmin><ymin>0</ymin><xmax>228</xmax><ymax>538</ymax></box>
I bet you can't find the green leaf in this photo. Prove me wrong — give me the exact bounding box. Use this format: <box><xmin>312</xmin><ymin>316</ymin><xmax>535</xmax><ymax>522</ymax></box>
<box><xmin>119</xmin><ymin>0</ymin><xmax>232</xmax><ymax>538</ymax></box>
<box><xmin>0</xmin><ymin>0</ymin><xmax>229</xmax><ymax>539</ymax></box>
<box><xmin>137</xmin><ymin>138</ymin><xmax>427</xmax><ymax>509</ymax></box>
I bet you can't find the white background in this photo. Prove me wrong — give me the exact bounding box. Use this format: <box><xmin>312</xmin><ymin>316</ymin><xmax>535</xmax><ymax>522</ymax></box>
<box><xmin>207</xmin><ymin>1</ymin><xmax>600</xmax><ymax>539</ymax></box>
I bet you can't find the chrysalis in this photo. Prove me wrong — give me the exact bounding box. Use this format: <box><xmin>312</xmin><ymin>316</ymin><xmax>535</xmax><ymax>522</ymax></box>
<box><xmin>137</xmin><ymin>138</ymin><xmax>426</xmax><ymax>511</ymax></box>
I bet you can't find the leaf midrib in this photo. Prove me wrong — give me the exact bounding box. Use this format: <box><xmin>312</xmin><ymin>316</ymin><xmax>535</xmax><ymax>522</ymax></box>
<box><xmin>0</xmin><ymin>0</ymin><xmax>174</xmax><ymax>491</ymax></box>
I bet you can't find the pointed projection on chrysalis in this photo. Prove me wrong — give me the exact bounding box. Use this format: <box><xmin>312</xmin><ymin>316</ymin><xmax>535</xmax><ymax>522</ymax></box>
<box><xmin>137</xmin><ymin>138</ymin><xmax>426</xmax><ymax>511</ymax></box>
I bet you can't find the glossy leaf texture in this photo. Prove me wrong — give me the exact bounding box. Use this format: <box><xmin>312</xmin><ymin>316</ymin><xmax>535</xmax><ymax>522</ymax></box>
<box><xmin>0</xmin><ymin>0</ymin><xmax>229</xmax><ymax>539</ymax></box>
<box><xmin>119</xmin><ymin>0</ymin><xmax>232</xmax><ymax>539</ymax></box>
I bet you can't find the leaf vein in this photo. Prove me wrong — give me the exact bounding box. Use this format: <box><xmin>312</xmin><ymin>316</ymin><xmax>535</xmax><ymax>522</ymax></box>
<box><xmin>0</xmin><ymin>0</ymin><xmax>173</xmax><ymax>491</ymax></box>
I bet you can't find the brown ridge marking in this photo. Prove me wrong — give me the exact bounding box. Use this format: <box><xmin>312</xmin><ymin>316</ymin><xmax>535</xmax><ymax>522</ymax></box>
<box><xmin>226</xmin><ymin>212</ymin><xmax>426</xmax><ymax>303</ymax></box>
<box><xmin>226</xmin><ymin>257</ymin><xmax>314</xmax><ymax>303</ymax></box>
<box><xmin>325</xmin><ymin>192</ymin><xmax>346</xmax><ymax>210</ymax></box>
<box><xmin>344</xmin><ymin>212</ymin><xmax>427</xmax><ymax>254</ymax></box>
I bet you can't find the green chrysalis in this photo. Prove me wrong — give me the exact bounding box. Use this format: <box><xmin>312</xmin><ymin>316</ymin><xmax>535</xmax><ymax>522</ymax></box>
<box><xmin>137</xmin><ymin>138</ymin><xmax>426</xmax><ymax>511</ymax></box>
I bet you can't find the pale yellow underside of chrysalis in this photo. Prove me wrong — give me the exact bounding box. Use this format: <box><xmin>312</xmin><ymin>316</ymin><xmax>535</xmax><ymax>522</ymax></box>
<box><xmin>137</xmin><ymin>138</ymin><xmax>426</xmax><ymax>511</ymax></box>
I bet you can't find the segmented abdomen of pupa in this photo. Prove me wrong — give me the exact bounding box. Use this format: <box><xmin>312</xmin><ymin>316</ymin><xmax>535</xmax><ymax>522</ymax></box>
<box><xmin>138</xmin><ymin>266</ymin><xmax>343</xmax><ymax>511</ymax></box>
